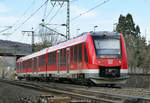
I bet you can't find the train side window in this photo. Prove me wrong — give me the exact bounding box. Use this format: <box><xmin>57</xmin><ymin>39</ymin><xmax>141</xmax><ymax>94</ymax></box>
<box><xmin>42</xmin><ymin>55</ymin><xmax>45</xmax><ymax>66</ymax></box>
<box><xmin>74</xmin><ymin>45</ymin><xmax>77</xmax><ymax>63</ymax></box>
<box><xmin>25</xmin><ymin>61</ymin><xmax>27</xmax><ymax>69</ymax></box>
<box><xmin>23</xmin><ymin>61</ymin><xmax>24</xmax><ymax>70</ymax></box>
<box><xmin>71</xmin><ymin>47</ymin><xmax>74</xmax><ymax>63</ymax></box>
<box><xmin>18</xmin><ymin>63</ymin><xmax>20</xmax><ymax>71</ymax></box>
<box><xmin>30</xmin><ymin>59</ymin><xmax>32</xmax><ymax>68</ymax></box>
<box><xmin>23</xmin><ymin>61</ymin><xmax>26</xmax><ymax>70</ymax></box>
<box><xmin>21</xmin><ymin>62</ymin><xmax>23</xmax><ymax>71</ymax></box>
<box><xmin>33</xmin><ymin>58</ymin><xmax>37</xmax><ymax>70</ymax></box>
<box><xmin>40</xmin><ymin>56</ymin><xmax>42</xmax><ymax>66</ymax></box>
<box><xmin>52</xmin><ymin>52</ymin><xmax>54</xmax><ymax>65</ymax></box>
<box><xmin>53</xmin><ymin>52</ymin><xmax>54</xmax><ymax>65</ymax></box>
<box><xmin>84</xmin><ymin>45</ymin><xmax>88</xmax><ymax>63</ymax></box>
<box><xmin>35</xmin><ymin>58</ymin><xmax>37</xmax><ymax>69</ymax></box>
<box><xmin>39</xmin><ymin>56</ymin><xmax>41</xmax><ymax>67</ymax></box>
<box><xmin>23</xmin><ymin>62</ymin><xmax>24</xmax><ymax>70</ymax></box>
<box><xmin>64</xmin><ymin>49</ymin><xmax>66</xmax><ymax>66</ymax></box>
<box><xmin>20</xmin><ymin>62</ymin><xmax>21</xmax><ymax>71</ymax></box>
<box><xmin>28</xmin><ymin>59</ymin><xmax>32</xmax><ymax>68</ymax></box>
<box><xmin>54</xmin><ymin>52</ymin><xmax>56</xmax><ymax>65</ymax></box>
<box><xmin>33</xmin><ymin>58</ymin><xmax>35</xmax><ymax>69</ymax></box>
<box><xmin>20</xmin><ymin>62</ymin><xmax>22</xmax><ymax>72</ymax></box>
<box><xmin>48</xmin><ymin>53</ymin><xmax>50</xmax><ymax>65</ymax></box>
<box><xmin>78</xmin><ymin>44</ymin><xmax>82</xmax><ymax>62</ymax></box>
<box><xmin>19</xmin><ymin>63</ymin><xmax>21</xmax><ymax>72</ymax></box>
<box><xmin>38</xmin><ymin>57</ymin><xmax>40</xmax><ymax>67</ymax></box>
<box><xmin>60</xmin><ymin>49</ymin><xmax>63</xmax><ymax>66</ymax></box>
<box><xmin>20</xmin><ymin>62</ymin><xmax>21</xmax><ymax>72</ymax></box>
<box><xmin>21</xmin><ymin>63</ymin><xmax>22</xmax><ymax>72</ymax></box>
<box><xmin>41</xmin><ymin>56</ymin><xmax>43</xmax><ymax>66</ymax></box>
<box><xmin>51</xmin><ymin>53</ymin><xmax>53</xmax><ymax>65</ymax></box>
<box><xmin>50</xmin><ymin>53</ymin><xmax>52</xmax><ymax>65</ymax></box>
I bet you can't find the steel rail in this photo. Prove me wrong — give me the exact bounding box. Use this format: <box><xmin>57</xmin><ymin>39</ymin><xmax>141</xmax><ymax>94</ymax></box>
<box><xmin>0</xmin><ymin>79</ymin><xmax>150</xmax><ymax>103</ymax></box>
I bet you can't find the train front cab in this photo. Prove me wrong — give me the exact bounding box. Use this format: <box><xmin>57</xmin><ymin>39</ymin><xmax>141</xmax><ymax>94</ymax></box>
<box><xmin>85</xmin><ymin>32</ymin><xmax>128</xmax><ymax>84</ymax></box>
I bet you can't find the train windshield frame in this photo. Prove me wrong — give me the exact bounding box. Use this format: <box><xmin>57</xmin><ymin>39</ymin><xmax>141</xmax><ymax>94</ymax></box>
<box><xmin>92</xmin><ymin>35</ymin><xmax>122</xmax><ymax>59</ymax></box>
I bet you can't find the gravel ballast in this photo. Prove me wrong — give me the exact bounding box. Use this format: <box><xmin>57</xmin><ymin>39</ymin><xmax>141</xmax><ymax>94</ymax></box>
<box><xmin>0</xmin><ymin>81</ymin><xmax>45</xmax><ymax>103</ymax></box>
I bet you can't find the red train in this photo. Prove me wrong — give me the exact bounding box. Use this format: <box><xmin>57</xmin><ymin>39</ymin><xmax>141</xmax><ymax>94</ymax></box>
<box><xmin>16</xmin><ymin>31</ymin><xmax>128</xmax><ymax>85</ymax></box>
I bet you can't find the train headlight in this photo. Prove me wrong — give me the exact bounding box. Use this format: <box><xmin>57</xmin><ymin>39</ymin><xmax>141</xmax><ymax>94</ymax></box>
<box><xmin>98</xmin><ymin>61</ymin><xmax>101</xmax><ymax>63</ymax></box>
<box><xmin>119</xmin><ymin>61</ymin><xmax>122</xmax><ymax>64</ymax></box>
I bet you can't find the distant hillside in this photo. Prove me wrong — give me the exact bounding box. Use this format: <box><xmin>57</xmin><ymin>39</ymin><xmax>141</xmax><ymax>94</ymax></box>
<box><xmin>0</xmin><ymin>40</ymin><xmax>32</xmax><ymax>54</ymax></box>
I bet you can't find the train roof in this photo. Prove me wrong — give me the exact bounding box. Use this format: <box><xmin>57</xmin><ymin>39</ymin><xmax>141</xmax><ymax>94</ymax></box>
<box><xmin>17</xmin><ymin>32</ymin><xmax>89</xmax><ymax>62</ymax></box>
<box><xmin>17</xmin><ymin>31</ymin><xmax>121</xmax><ymax>62</ymax></box>
<box><xmin>90</xmin><ymin>31</ymin><xmax>121</xmax><ymax>36</ymax></box>
<box><xmin>17</xmin><ymin>48</ymin><xmax>48</xmax><ymax>62</ymax></box>
<box><xmin>46</xmin><ymin>33</ymin><xmax>88</xmax><ymax>53</ymax></box>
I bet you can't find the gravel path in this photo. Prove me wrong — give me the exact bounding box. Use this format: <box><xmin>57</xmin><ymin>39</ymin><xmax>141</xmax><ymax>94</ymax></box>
<box><xmin>0</xmin><ymin>81</ymin><xmax>46</xmax><ymax>103</ymax></box>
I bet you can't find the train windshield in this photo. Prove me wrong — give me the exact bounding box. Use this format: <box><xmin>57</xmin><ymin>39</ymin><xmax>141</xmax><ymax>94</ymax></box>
<box><xmin>93</xmin><ymin>36</ymin><xmax>121</xmax><ymax>59</ymax></box>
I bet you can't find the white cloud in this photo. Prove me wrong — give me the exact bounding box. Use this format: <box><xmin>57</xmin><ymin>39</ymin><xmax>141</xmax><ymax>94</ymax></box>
<box><xmin>0</xmin><ymin>3</ymin><xmax>10</xmax><ymax>13</ymax></box>
<box><xmin>0</xmin><ymin>16</ymin><xmax>19</xmax><ymax>25</ymax></box>
<box><xmin>71</xmin><ymin>5</ymin><xmax>97</xmax><ymax>19</ymax></box>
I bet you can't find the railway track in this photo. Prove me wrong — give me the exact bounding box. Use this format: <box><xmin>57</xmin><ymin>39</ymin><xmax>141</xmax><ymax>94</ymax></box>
<box><xmin>0</xmin><ymin>79</ymin><xmax>150</xmax><ymax>103</ymax></box>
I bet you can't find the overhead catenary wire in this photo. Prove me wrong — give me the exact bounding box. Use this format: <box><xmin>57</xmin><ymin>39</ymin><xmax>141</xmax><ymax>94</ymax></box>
<box><xmin>44</xmin><ymin>6</ymin><xmax>55</xmax><ymax>21</ymax></box>
<box><xmin>43</xmin><ymin>0</ymin><xmax>48</xmax><ymax>19</ymax></box>
<box><xmin>44</xmin><ymin>0</ymin><xmax>78</xmax><ymax>23</ymax></box>
<box><xmin>12</xmin><ymin>0</ymin><xmax>36</xmax><ymax>28</ymax></box>
<box><xmin>0</xmin><ymin>26</ymin><xmax>12</xmax><ymax>34</ymax></box>
<box><xmin>48</xmin><ymin>6</ymin><xmax>63</xmax><ymax>23</ymax></box>
<box><xmin>71</xmin><ymin>0</ymin><xmax>110</xmax><ymax>21</ymax></box>
<box><xmin>12</xmin><ymin>0</ymin><xmax>49</xmax><ymax>34</ymax></box>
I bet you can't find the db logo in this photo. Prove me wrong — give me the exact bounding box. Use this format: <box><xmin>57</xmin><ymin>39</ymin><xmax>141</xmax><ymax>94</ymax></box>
<box><xmin>108</xmin><ymin>60</ymin><xmax>113</xmax><ymax>64</ymax></box>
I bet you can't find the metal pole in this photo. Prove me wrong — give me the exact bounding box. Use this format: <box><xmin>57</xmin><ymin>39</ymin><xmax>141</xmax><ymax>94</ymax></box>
<box><xmin>22</xmin><ymin>28</ymin><xmax>35</xmax><ymax>53</ymax></box>
<box><xmin>50</xmin><ymin>0</ymin><xmax>70</xmax><ymax>40</ymax></box>
<box><xmin>66</xmin><ymin>0</ymin><xmax>70</xmax><ymax>40</ymax></box>
<box><xmin>94</xmin><ymin>26</ymin><xmax>98</xmax><ymax>32</ymax></box>
<box><xmin>32</xmin><ymin>28</ymin><xmax>35</xmax><ymax>52</ymax></box>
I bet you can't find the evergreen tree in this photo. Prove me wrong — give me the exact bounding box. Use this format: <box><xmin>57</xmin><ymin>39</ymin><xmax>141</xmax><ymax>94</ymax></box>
<box><xmin>125</xmin><ymin>13</ymin><xmax>136</xmax><ymax>35</ymax></box>
<box><xmin>116</xmin><ymin>15</ymin><xmax>126</xmax><ymax>34</ymax></box>
<box><xmin>116</xmin><ymin>13</ymin><xmax>149</xmax><ymax>72</ymax></box>
<box><xmin>116</xmin><ymin>13</ymin><xmax>136</xmax><ymax>36</ymax></box>
<box><xmin>135</xmin><ymin>25</ymin><xmax>140</xmax><ymax>36</ymax></box>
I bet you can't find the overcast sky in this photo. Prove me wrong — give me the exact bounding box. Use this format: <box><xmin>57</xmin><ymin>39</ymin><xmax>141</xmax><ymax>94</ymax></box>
<box><xmin>0</xmin><ymin>0</ymin><xmax>150</xmax><ymax>44</ymax></box>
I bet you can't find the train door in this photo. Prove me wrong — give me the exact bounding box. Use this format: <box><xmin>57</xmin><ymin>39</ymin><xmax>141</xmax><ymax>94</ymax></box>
<box><xmin>67</xmin><ymin>48</ymin><xmax>70</xmax><ymax>73</ymax></box>
<box><xmin>57</xmin><ymin>51</ymin><xmax>60</xmax><ymax>73</ymax></box>
<box><xmin>34</xmin><ymin>57</ymin><xmax>38</xmax><ymax>74</ymax></box>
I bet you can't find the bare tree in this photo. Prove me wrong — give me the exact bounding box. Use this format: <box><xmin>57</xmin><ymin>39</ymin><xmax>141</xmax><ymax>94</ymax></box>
<box><xmin>35</xmin><ymin>24</ymin><xmax>66</xmax><ymax>51</ymax></box>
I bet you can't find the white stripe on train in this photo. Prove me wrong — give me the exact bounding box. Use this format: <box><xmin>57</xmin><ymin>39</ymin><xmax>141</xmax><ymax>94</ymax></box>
<box><xmin>18</xmin><ymin>69</ymin><xmax>128</xmax><ymax>75</ymax></box>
